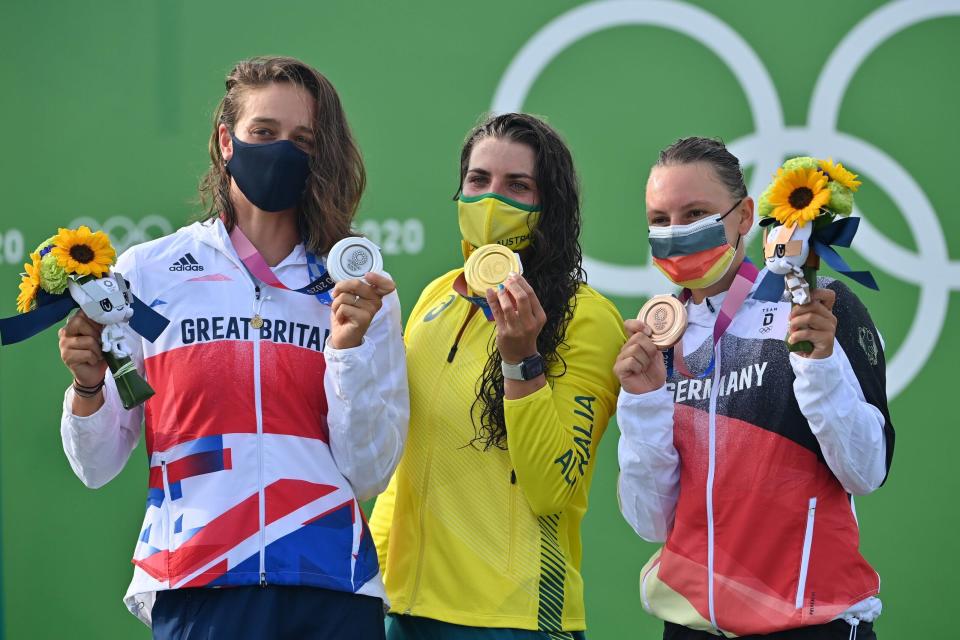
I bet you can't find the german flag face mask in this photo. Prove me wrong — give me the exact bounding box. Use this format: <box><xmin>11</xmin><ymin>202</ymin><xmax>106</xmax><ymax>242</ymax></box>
<box><xmin>457</xmin><ymin>193</ymin><xmax>541</xmax><ymax>260</ymax></box>
<box><xmin>647</xmin><ymin>199</ymin><xmax>742</xmax><ymax>290</ymax></box>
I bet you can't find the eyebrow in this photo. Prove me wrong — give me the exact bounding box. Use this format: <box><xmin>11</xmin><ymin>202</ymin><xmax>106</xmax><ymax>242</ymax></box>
<box><xmin>466</xmin><ymin>168</ymin><xmax>535</xmax><ymax>180</ymax></box>
<box><xmin>648</xmin><ymin>200</ymin><xmax>716</xmax><ymax>216</ymax></box>
<box><xmin>249</xmin><ymin>117</ymin><xmax>313</xmax><ymax>134</ymax></box>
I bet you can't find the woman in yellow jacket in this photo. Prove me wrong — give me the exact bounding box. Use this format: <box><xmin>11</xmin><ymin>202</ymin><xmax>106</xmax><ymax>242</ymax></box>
<box><xmin>369</xmin><ymin>113</ymin><xmax>625</xmax><ymax>639</ymax></box>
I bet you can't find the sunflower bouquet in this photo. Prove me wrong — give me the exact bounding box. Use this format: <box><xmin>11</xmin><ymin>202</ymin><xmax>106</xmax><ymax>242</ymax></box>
<box><xmin>755</xmin><ymin>157</ymin><xmax>878</xmax><ymax>352</ymax></box>
<box><xmin>2</xmin><ymin>226</ymin><xmax>166</xmax><ymax>409</ymax></box>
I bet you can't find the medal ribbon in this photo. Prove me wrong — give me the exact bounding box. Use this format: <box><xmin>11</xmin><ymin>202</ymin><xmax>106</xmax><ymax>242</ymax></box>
<box><xmin>227</xmin><ymin>222</ymin><xmax>334</xmax><ymax>305</ymax></box>
<box><xmin>670</xmin><ymin>259</ymin><xmax>760</xmax><ymax>379</ymax></box>
<box><xmin>452</xmin><ymin>273</ymin><xmax>495</xmax><ymax>321</ymax></box>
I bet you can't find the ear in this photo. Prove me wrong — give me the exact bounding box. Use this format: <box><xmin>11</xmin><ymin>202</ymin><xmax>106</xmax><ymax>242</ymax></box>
<box><xmin>218</xmin><ymin>124</ymin><xmax>233</xmax><ymax>164</ymax></box>
<box><xmin>737</xmin><ymin>196</ymin><xmax>755</xmax><ymax>236</ymax></box>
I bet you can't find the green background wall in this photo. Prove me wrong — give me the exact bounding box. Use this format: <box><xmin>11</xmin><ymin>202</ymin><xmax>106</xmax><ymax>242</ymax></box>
<box><xmin>1</xmin><ymin>1</ymin><xmax>956</xmax><ymax>637</ymax></box>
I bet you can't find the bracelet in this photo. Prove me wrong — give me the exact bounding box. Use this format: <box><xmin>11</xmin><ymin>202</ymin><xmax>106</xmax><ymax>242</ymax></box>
<box><xmin>73</xmin><ymin>378</ymin><xmax>106</xmax><ymax>398</ymax></box>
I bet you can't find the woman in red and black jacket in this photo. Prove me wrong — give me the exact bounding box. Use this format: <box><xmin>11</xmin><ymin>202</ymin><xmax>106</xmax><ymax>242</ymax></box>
<box><xmin>615</xmin><ymin>137</ymin><xmax>894</xmax><ymax>640</ymax></box>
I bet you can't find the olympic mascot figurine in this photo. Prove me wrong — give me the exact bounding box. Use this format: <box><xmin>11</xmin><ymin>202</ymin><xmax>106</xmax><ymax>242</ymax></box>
<box><xmin>0</xmin><ymin>226</ymin><xmax>168</xmax><ymax>408</ymax></box>
<box><xmin>763</xmin><ymin>221</ymin><xmax>814</xmax><ymax>305</ymax></box>
<box><xmin>754</xmin><ymin>157</ymin><xmax>879</xmax><ymax>352</ymax></box>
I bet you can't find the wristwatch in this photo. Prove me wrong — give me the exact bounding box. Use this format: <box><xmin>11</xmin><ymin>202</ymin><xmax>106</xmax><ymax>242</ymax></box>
<box><xmin>501</xmin><ymin>353</ymin><xmax>546</xmax><ymax>381</ymax></box>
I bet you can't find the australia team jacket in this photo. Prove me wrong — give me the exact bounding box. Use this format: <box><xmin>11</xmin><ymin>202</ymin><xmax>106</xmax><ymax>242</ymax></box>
<box><xmin>59</xmin><ymin>219</ymin><xmax>409</xmax><ymax>625</ymax></box>
<box><xmin>369</xmin><ymin>270</ymin><xmax>625</xmax><ymax>634</ymax></box>
<box><xmin>617</xmin><ymin>276</ymin><xmax>895</xmax><ymax>636</ymax></box>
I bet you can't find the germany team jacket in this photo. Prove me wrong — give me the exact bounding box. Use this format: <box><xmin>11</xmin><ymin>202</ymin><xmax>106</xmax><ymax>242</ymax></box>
<box><xmin>617</xmin><ymin>276</ymin><xmax>895</xmax><ymax>636</ymax></box>
<box><xmin>59</xmin><ymin>219</ymin><xmax>409</xmax><ymax>625</ymax></box>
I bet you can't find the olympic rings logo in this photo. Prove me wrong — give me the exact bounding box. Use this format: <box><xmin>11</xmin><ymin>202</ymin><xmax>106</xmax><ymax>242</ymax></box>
<box><xmin>492</xmin><ymin>0</ymin><xmax>960</xmax><ymax>398</ymax></box>
<box><xmin>67</xmin><ymin>215</ymin><xmax>174</xmax><ymax>256</ymax></box>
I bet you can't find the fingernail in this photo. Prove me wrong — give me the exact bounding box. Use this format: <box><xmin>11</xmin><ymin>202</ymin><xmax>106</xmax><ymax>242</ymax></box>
<box><xmin>507</xmin><ymin>272</ymin><xmax>517</xmax><ymax>278</ymax></box>
<box><xmin>497</xmin><ymin>283</ymin><xmax>505</xmax><ymax>291</ymax></box>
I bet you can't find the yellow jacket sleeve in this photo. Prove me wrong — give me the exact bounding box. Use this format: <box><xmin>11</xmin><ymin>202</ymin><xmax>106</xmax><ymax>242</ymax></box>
<box><xmin>504</xmin><ymin>290</ymin><xmax>625</xmax><ymax>516</ymax></box>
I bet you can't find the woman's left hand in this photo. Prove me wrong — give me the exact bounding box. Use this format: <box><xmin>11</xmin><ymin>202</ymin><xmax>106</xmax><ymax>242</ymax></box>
<box><xmin>329</xmin><ymin>272</ymin><xmax>396</xmax><ymax>350</ymax></box>
<box><xmin>788</xmin><ymin>287</ymin><xmax>837</xmax><ymax>359</ymax></box>
<box><xmin>485</xmin><ymin>274</ymin><xmax>546</xmax><ymax>364</ymax></box>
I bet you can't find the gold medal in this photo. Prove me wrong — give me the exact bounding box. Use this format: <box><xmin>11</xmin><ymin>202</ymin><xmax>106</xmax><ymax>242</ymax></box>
<box><xmin>464</xmin><ymin>244</ymin><xmax>522</xmax><ymax>294</ymax></box>
<box><xmin>250</xmin><ymin>314</ymin><xmax>264</xmax><ymax>329</ymax></box>
<box><xmin>637</xmin><ymin>295</ymin><xmax>687</xmax><ymax>350</ymax></box>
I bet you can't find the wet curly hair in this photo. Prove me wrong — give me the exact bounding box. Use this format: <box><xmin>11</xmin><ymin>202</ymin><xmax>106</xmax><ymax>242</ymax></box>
<box><xmin>455</xmin><ymin>113</ymin><xmax>585</xmax><ymax>450</ymax></box>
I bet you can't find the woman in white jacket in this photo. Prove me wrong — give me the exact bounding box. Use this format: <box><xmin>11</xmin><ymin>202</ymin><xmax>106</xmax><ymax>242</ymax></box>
<box><xmin>57</xmin><ymin>56</ymin><xmax>408</xmax><ymax>639</ymax></box>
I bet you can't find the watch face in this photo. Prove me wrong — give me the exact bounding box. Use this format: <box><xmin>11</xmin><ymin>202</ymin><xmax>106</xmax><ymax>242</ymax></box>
<box><xmin>521</xmin><ymin>354</ymin><xmax>545</xmax><ymax>379</ymax></box>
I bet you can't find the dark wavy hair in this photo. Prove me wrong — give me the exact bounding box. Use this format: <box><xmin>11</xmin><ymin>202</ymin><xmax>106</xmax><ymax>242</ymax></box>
<box><xmin>198</xmin><ymin>56</ymin><xmax>365</xmax><ymax>254</ymax></box>
<box><xmin>456</xmin><ymin>113</ymin><xmax>585</xmax><ymax>450</ymax></box>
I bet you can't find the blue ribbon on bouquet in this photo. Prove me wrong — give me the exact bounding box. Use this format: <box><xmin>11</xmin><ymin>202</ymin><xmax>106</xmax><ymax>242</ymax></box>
<box><xmin>0</xmin><ymin>288</ymin><xmax>170</xmax><ymax>346</ymax></box>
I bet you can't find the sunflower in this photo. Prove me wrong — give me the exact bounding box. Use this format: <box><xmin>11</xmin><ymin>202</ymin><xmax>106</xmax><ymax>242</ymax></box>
<box><xmin>819</xmin><ymin>158</ymin><xmax>861</xmax><ymax>192</ymax></box>
<box><xmin>766</xmin><ymin>167</ymin><xmax>831</xmax><ymax>227</ymax></box>
<box><xmin>16</xmin><ymin>252</ymin><xmax>42</xmax><ymax>312</ymax></box>
<box><xmin>51</xmin><ymin>226</ymin><xmax>116</xmax><ymax>277</ymax></box>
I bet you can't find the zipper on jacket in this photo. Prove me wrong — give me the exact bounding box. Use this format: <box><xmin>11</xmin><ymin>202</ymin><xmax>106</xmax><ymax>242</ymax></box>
<box><xmin>706</xmin><ymin>345</ymin><xmax>723</xmax><ymax>633</ymax></box>
<box><xmin>795</xmin><ymin>497</ymin><xmax>817</xmax><ymax>609</ymax></box>
<box><xmin>252</xmin><ymin>283</ymin><xmax>268</xmax><ymax>587</ymax></box>
<box><xmin>507</xmin><ymin>470</ymin><xmax>518</xmax><ymax>573</ymax></box>
<box><xmin>640</xmin><ymin>558</ymin><xmax>661</xmax><ymax>614</ymax></box>
<box><xmin>208</xmin><ymin>230</ymin><xmax>271</xmax><ymax>586</ymax></box>
<box><xmin>160</xmin><ymin>460</ymin><xmax>173</xmax><ymax>557</ymax></box>
<box><xmin>406</xmin><ymin>303</ymin><xmax>477</xmax><ymax>612</ymax></box>
<box><xmin>447</xmin><ymin>305</ymin><xmax>480</xmax><ymax>362</ymax></box>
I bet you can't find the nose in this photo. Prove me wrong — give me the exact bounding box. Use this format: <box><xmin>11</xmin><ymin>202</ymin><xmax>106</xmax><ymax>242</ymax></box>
<box><xmin>488</xmin><ymin>178</ymin><xmax>508</xmax><ymax>196</ymax></box>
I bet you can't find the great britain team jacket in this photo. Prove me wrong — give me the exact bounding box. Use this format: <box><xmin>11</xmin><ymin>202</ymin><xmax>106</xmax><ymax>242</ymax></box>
<box><xmin>60</xmin><ymin>218</ymin><xmax>409</xmax><ymax>625</ymax></box>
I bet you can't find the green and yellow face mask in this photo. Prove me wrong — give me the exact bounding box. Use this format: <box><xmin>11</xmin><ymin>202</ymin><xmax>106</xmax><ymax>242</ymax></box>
<box><xmin>457</xmin><ymin>193</ymin><xmax>541</xmax><ymax>260</ymax></box>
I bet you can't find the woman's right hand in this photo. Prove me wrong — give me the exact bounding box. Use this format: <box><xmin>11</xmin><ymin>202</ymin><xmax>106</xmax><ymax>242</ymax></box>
<box><xmin>59</xmin><ymin>311</ymin><xmax>108</xmax><ymax>387</ymax></box>
<box><xmin>614</xmin><ymin>319</ymin><xmax>667</xmax><ymax>395</ymax></box>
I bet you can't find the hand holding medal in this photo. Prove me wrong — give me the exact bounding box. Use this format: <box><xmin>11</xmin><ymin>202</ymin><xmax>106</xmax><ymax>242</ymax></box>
<box><xmin>464</xmin><ymin>244</ymin><xmax>546</xmax><ymax>365</ymax></box>
<box><xmin>636</xmin><ymin>295</ymin><xmax>687</xmax><ymax>351</ymax></box>
<box><xmin>227</xmin><ymin>223</ymin><xmax>393</xmax><ymax>349</ymax></box>
<box><xmin>327</xmin><ymin>236</ymin><xmax>395</xmax><ymax>350</ymax></box>
<box><xmin>615</xmin><ymin>295</ymin><xmax>684</xmax><ymax>395</ymax></box>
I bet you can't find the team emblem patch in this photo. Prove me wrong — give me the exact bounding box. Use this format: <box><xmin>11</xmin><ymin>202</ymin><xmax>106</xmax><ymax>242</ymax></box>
<box><xmin>858</xmin><ymin>326</ymin><xmax>879</xmax><ymax>366</ymax></box>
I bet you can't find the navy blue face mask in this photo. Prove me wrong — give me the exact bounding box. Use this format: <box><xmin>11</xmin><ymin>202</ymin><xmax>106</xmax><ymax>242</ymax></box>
<box><xmin>226</xmin><ymin>133</ymin><xmax>311</xmax><ymax>212</ymax></box>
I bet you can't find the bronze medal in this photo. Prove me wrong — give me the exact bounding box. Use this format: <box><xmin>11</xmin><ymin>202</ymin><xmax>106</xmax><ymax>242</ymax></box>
<box><xmin>637</xmin><ymin>295</ymin><xmax>687</xmax><ymax>350</ymax></box>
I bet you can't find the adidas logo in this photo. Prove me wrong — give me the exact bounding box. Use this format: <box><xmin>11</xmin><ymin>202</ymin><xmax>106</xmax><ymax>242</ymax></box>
<box><xmin>169</xmin><ymin>253</ymin><xmax>204</xmax><ymax>272</ymax></box>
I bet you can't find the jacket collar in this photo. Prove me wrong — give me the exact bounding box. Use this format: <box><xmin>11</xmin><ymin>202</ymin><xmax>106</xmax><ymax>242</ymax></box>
<box><xmin>192</xmin><ymin>218</ymin><xmax>308</xmax><ymax>274</ymax></box>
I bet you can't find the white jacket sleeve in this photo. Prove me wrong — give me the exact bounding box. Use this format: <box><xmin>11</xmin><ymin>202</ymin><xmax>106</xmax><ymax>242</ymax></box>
<box><xmin>324</xmin><ymin>289</ymin><xmax>409</xmax><ymax>501</ymax></box>
<box><xmin>60</xmin><ymin>249</ymin><xmax>145</xmax><ymax>489</ymax></box>
<box><xmin>791</xmin><ymin>343</ymin><xmax>887</xmax><ymax>496</ymax></box>
<box><xmin>61</xmin><ymin>374</ymin><xmax>144</xmax><ymax>489</ymax></box>
<box><xmin>616</xmin><ymin>385</ymin><xmax>679</xmax><ymax>543</ymax></box>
